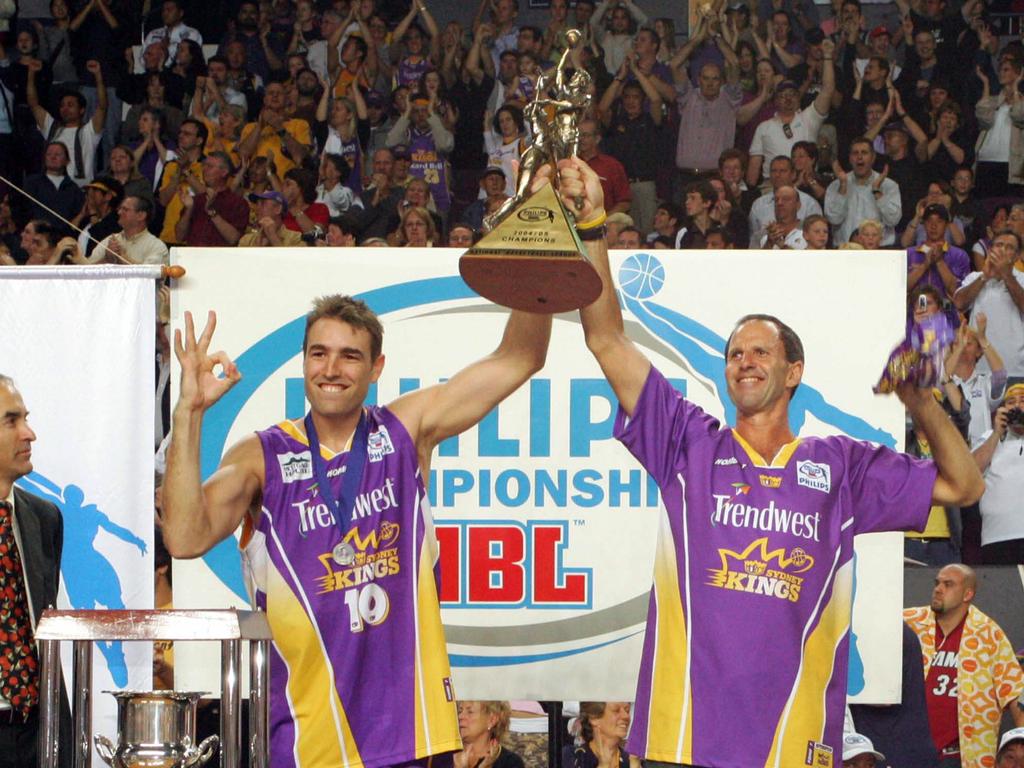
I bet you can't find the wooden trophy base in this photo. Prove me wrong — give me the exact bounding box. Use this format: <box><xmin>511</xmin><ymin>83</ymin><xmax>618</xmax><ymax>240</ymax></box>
<box><xmin>459</xmin><ymin>183</ymin><xmax>602</xmax><ymax>314</ymax></box>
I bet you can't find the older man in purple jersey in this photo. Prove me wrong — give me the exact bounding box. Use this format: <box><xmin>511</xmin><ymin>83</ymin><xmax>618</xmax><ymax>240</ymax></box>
<box><xmin>162</xmin><ymin>297</ymin><xmax>550</xmax><ymax>768</ymax></box>
<box><xmin>545</xmin><ymin>156</ymin><xmax>983</xmax><ymax>768</ymax></box>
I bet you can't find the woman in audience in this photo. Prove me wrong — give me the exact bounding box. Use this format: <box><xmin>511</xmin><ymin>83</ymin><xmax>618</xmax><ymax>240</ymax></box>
<box><xmin>734</xmin><ymin>40</ymin><xmax>758</xmax><ymax>94</ymax></box>
<box><xmin>168</xmin><ymin>39</ymin><xmax>207</xmax><ymax>106</ymax></box>
<box><xmin>654</xmin><ymin>18</ymin><xmax>676</xmax><ymax>64</ymax></box>
<box><xmin>792</xmin><ymin>141</ymin><xmax>828</xmax><ymax>204</ymax></box>
<box><xmin>455</xmin><ymin>701</ymin><xmax>524</xmax><ymax>768</ymax></box>
<box><xmin>483</xmin><ymin>105</ymin><xmax>526</xmax><ymax>199</ymax></box>
<box><xmin>736</xmin><ymin>58</ymin><xmax>780</xmax><ymax>151</ymax></box>
<box><xmin>317</xmin><ymin>153</ymin><xmax>361</xmax><ymax>216</ymax></box>
<box><xmin>568</xmin><ymin>702</ymin><xmax>635</xmax><ymax>768</ymax></box>
<box><xmin>393</xmin><ymin>205</ymin><xmax>437</xmax><ymax>247</ymax></box>
<box><xmin>971</xmin><ymin>204</ymin><xmax>1010</xmax><ymax>269</ymax></box>
<box><xmin>316</xmin><ymin>89</ymin><xmax>369</xmax><ymax>199</ymax></box>
<box><xmin>105</xmin><ymin>144</ymin><xmax>156</xmax><ymax>206</ymax></box>
<box><xmin>131</xmin><ymin>106</ymin><xmax>177</xmax><ymax>190</ymax></box>
<box><xmin>915</xmin><ymin>101</ymin><xmax>974</xmax><ymax>188</ymax></box>
<box><xmin>123</xmin><ymin>74</ymin><xmax>186</xmax><ymax>144</ymax></box>
<box><xmin>202</xmin><ymin>104</ymin><xmax>245</xmax><ymax>164</ymax></box>
<box><xmin>418</xmin><ymin>69</ymin><xmax>458</xmax><ymax>132</ymax></box>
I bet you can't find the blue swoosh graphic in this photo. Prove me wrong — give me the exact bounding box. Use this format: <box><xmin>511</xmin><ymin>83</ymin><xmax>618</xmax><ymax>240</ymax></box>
<box><xmin>449</xmin><ymin>630</ymin><xmax>643</xmax><ymax>667</ymax></box>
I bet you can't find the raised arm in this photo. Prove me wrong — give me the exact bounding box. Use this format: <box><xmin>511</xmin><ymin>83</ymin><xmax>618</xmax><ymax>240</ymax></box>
<box><xmin>899</xmin><ymin>383</ymin><xmax>984</xmax><ymax>505</ymax></box>
<box><xmin>559</xmin><ymin>157</ymin><xmax>651</xmax><ymax>415</ymax></box>
<box><xmin>25</xmin><ymin>59</ymin><xmax>49</xmax><ymax>130</ymax></box>
<box><xmin>813</xmin><ymin>39</ymin><xmax>836</xmax><ymax>116</ymax></box>
<box><xmin>163</xmin><ymin>311</ymin><xmax>259</xmax><ymax>559</ymax></box>
<box><xmin>389</xmin><ymin>308</ymin><xmax>551</xmax><ymax>462</ymax></box>
<box><xmin>86</xmin><ymin>60</ymin><xmax>108</xmax><ymax>132</ymax></box>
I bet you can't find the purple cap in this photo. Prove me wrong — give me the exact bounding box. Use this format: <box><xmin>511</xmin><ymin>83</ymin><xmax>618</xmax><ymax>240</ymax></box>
<box><xmin>248</xmin><ymin>190</ymin><xmax>288</xmax><ymax>211</ymax></box>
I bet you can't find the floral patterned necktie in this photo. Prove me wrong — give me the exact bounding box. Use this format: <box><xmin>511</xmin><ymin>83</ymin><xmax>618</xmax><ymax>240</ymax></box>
<box><xmin>0</xmin><ymin>500</ymin><xmax>39</xmax><ymax>719</ymax></box>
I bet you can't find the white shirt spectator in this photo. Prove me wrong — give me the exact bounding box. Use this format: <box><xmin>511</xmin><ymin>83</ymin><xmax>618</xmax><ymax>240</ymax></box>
<box><xmin>823</xmin><ymin>171</ymin><xmax>901</xmax><ymax>246</ymax></box>
<box><xmin>748</xmin><ymin>190</ymin><xmax>821</xmax><ymax>248</ymax></box>
<box><xmin>760</xmin><ymin>228</ymin><xmax>808</xmax><ymax>249</ymax></box>
<box><xmin>316</xmin><ymin>183</ymin><xmax>363</xmax><ymax>216</ymax></box>
<box><xmin>41</xmin><ymin>114</ymin><xmax>102</xmax><ymax>187</ymax></box>
<box><xmin>975</xmin><ymin>428</ymin><xmax>1024</xmax><ymax>546</ymax></box>
<box><xmin>749</xmin><ymin>104</ymin><xmax>827</xmax><ymax>180</ymax></box>
<box><xmin>958</xmin><ymin>270</ymin><xmax>1024</xmax><ymax>377</ymax></box>
<box><xmin>142</xmin><ymin>22</ymin><xmax>203</xmax><ymax>67</ymax></box>
<box><xmin>957</xmin><ymin>368</ymin><xmax>1007</xmax><ymax>448</ymax></box>
<box><xmin>93</xmin><ymin>229</ymin><xmax>169</xmax><ymax>265</ymax></box>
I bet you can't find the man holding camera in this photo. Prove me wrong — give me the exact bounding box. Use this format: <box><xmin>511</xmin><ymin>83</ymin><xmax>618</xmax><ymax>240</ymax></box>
<box><xmin>971</xmin><ymin>382</ymin><xmax>1024</xmax><ymax>563</ymax></box>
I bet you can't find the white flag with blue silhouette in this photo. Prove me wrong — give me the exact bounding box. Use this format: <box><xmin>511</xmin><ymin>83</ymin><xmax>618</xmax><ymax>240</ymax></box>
<box><xmin>0</xmin><ymin>268</ymin><xmax>154</xmax><ymax>758</ymax></box>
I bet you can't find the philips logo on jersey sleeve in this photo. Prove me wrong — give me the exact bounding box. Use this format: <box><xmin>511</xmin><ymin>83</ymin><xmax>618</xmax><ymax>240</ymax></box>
<box><xmin>278</xmin><ymin>451</ymin><xmax>313</xmax><ymax>483</ymax></box>
<box><xmin>368</xmin><ymin>426</ymin><xmax>396</xmax><ymax>462</ymax></box>
<box><xmin>796</xmin><ymin>460</ymin><xmax>831</xmax><ymax>493</ymax></box>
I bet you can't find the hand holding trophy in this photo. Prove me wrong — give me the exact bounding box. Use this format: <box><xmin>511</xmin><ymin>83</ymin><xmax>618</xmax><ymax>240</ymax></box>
<box><xmin>458</xmin><ymin>29</ymin><xmax>603</xmax><ymax>314</ymax></box>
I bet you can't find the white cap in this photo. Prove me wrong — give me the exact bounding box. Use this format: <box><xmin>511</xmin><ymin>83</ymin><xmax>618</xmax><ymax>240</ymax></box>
<box><xmin>999</xmin><ymin>727</ymin><xmax>1024</xmax><ymax>754</ymax></box>
<box><xmin>842</xmin><ymin>733</ymin><xmax>885</xmax><ymax>763</ymax></box>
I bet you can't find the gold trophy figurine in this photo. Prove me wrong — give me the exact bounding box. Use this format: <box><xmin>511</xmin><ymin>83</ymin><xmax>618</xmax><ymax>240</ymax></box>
<box><xmin>459</xmin><ymin>29</ymin><xmax>603</xmax><ymax>314</ymax></box>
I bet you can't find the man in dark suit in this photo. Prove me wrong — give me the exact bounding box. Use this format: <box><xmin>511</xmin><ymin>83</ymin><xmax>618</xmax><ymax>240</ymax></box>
<box><xmin>0</xmin><ymin>374</ymin><xmax>68</xmax><ymax>768</ymax></box>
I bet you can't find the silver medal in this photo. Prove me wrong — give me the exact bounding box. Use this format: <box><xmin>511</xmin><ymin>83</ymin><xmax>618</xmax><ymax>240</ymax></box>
<box><xmin>332</xmin><ymin>542</ymin><xmax>356</xmax><ymax>566</ymax></box>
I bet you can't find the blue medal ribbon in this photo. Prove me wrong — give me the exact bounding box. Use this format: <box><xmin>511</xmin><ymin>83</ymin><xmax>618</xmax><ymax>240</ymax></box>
<box><xmin>304</xmin><ymin>409</ymin><xmax>369</xmax><ymax>533</ymax></box>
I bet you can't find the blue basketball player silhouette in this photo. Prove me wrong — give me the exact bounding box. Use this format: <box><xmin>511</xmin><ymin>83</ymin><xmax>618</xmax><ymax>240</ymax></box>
<box><xmin>16</xmin><ymin>472</ymin><xmax>146</xmax><ymax>686</ymax></box>
<box><xmin>617</xmin><ymin>253</ymin><xmax>897</xmax><ymax>447</ymax></box>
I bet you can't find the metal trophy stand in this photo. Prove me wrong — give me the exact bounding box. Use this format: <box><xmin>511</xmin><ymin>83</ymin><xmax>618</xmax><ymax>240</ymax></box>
<box><xmin>34</xmin><ymin>608</ymin><xmax>273</xmax><ymax>768</ymax></box>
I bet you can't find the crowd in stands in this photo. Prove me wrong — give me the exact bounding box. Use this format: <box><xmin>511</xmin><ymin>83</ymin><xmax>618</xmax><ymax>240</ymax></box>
<box><xmin>0</xmin><ymin>0</ymin><xmax>1022</xmax><ymax>558</ymax></box>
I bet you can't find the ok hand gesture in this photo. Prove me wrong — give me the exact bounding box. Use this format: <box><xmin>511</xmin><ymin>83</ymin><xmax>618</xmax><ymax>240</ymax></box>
<box><xmin>173</xmin><ymin>311</ymin><xmax>242</xmax><ymax>413</ymax></box>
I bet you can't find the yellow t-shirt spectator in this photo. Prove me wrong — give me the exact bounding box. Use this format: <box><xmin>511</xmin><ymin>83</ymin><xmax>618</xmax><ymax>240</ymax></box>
<box><xmin>158</xmin><ymin>158</ymin><xmax>205</xmax><ymax>244</ymax></box>
<box><xmin>238</xmin><ymin>119</ymin><xmax>312</xmax><ymax>175</ymax></box>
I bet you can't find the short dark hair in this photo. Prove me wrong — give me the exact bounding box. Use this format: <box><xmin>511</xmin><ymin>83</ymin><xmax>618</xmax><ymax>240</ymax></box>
<box><xmin>686</xmin><ymin>180</ymin><xmax>717</xmax><ymax>205</ymax></box>
<box><xmin>322</xmin><ymin>153</ymin><xmax>351</xmax><ymax>184</ymax></box>
<box><xmin>129</xmin><ymin>195</ymin><xmax>154</xmax><ymax>222</ymax></box>
<box><xmin>718</xmin><ymin>147</ymin><xmax>748</xmax><ymax>172</ymax></box>
<box><xmin>520</xmin><ymin>24</ymin><xmax>542</xmax><ymax>43</ymax></box>
<box><xmin>285</xmin><ymin>167</ymin><xmax>318</xmax><ymax>204</ymax></box>
<box><xmin>58</xmin><ymin>88</ymin><xmax>86</xmax><ymax>111</ymax></box>
<box><xmin>849</xmin><ymin>135</ymin><xmax>875</xmax><ymax>154</ymax></box>
<box><xmin>303</xmin><ymin>295</ymin><xmax>384</xmax><ymax>361</ymax></box>
<box><xmin>181</xmin><ymin>117</ymin><xmax>209</xmax><ymax>147</ymax></box>
<box><xmin>792</xmin><ymin>140</ymin><xmax>818</xmax><ymax>163</ymax></box>
<box><xmin>328</xmin><ymin>214</ymin><xmax>359</xmax><ymax>237</ymax></box>
<box><xmin>725</xmin><ymin>314</ymin><xmax>805</xmax><ymax>395</ymax></box>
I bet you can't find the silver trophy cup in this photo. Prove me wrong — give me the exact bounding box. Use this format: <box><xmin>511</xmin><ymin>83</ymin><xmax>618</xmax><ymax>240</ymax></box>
<box><xmin>94</xmin><ymin>691</ymin><xmax>219</xmax><ymax>768</ymax></box>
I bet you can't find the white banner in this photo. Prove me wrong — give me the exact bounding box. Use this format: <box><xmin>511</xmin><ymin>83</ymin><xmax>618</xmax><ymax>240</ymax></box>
<box><xmin>0</xmin><ymin>268</ymin><xmax>155</xmax><ymax>756</ymax></box>
<box><xmin>171</xmin><ymin>247</ymin><xmax>908</xmax><ymax>704</ymax></box>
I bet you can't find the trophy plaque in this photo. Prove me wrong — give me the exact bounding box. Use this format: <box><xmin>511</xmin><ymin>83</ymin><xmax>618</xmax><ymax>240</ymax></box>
<box><xmin>459</xmin><ymin>29</ymin><xmax>603</xmax><ymax>314</ymax></box>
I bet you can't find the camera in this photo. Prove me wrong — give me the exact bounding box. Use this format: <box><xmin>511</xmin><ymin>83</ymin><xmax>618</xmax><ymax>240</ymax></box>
<box><xmin>300</xmin><ymin>225</ymin><xmax>326</xmax><ymax>244</ymax></box>
<box><xmin>1006</xmin><ymin>408</ymin><xmax>1024</xmax><ymax>427</ymax></box>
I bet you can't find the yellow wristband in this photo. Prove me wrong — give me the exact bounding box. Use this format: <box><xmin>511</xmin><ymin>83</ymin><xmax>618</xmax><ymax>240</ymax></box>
<box><xmin>576</xmin><ymin>212</ymin><xmax>607</xmax><ymax>231</ymax></box>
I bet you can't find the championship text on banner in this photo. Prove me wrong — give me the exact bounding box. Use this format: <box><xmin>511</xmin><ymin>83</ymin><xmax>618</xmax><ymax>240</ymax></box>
<box><xmin>171</xmin><ymin>247</ymin><xmax>909</xmax><ymax>704</ymax></box>
<box><xmin>0</xmin><ymin>267</ymin><xmax>156</xmax><ymax>757</ymax></box>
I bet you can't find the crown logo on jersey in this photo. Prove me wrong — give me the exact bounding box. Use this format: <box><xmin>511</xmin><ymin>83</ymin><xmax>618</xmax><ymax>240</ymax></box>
<box><xmin>706</xmin><ymin>538</ymin><xmax>815</xmax><ymax>604</ymax></box>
